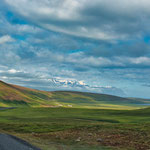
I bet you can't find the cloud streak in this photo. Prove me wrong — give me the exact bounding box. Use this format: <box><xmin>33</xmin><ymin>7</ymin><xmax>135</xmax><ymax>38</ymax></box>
<box><xmin>0</xmin><ymin>35</ymin><xmax>15</xmax><ymax>44</ymax></box>
<box><xmin>4</xmin><ymin>0</ymin><xmax>150</xmax><ymax>40</ymax></box>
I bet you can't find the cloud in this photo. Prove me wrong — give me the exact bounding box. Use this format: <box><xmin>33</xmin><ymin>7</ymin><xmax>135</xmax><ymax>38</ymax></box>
<box><xmin>86</xmin><ymin>42</ymin><xmax>150</xmax><ymax>58</ymax></box>
<box><xmin>0</xmin><ymin>68</ymin><xmax>125</xmax><ymax>96</ymax></box>
<box><xmin>8</xmin><ymin>69</ymin><xmax>20</xmax><ymax>74</ymax></box>
<box><xmin>143</xmin><ymin>84</ymin><xmax>150</xmax><ymax>87</ymax></box>
<box><xmin>0</xmin><ymin>0</ymin><xmax>150</xmax><ymax>98</ymax></box>
<box><xmin>4</xmin><ymin>0</ymin><xmax>150</xmax><ymax>40</ymax></box>
<box><xmin>0</xmin><ymin>35</ymin><xmax>15</xmax><ymax>44</ymax></box>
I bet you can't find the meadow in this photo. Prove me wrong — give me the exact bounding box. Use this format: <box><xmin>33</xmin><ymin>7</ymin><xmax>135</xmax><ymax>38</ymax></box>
<box><xmin>0</xmin><ymin>81</ymin><xmax>150</xmax><ymax>149</ymax></box>
<box><xmin>0</xmin><ymin>107</ymin><xmax>150</xmax><ymax>150</ymax></box>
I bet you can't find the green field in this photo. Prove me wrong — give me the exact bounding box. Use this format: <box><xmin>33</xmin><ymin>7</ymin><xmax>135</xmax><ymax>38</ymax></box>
<box><xmin>0</xmin><ymin>107</ymin><xmax>150</xmax><ymax>150</ymax></box>
<box><xmin>0</xmin><ymin>81</ymin><xmax>150</xmax><ymax>149</ymax></box>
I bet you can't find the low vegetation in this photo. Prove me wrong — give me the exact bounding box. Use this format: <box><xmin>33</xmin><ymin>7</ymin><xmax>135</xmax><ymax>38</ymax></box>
<box><xmin>0</xmin><ymin>107</ymin><xmax>150</xmax><ymax>149</ymax></box>
<box><xmin>0</xmin><ymin>81</ymin><xmax>150</xmax><ymax>149</ymax></box>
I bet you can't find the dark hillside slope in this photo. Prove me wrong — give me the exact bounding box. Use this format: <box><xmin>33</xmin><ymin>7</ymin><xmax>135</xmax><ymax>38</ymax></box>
<box><xmin>51</xmin><ymin>91</ymin><xmax>150</xmax><ymax>105</ymax></box>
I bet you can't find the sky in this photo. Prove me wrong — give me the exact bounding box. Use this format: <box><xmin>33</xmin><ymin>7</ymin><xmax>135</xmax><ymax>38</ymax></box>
<box><xmin>0</xmin><ymin>0</ymin><xmax>150</xmax><ymax>98</ymax></box>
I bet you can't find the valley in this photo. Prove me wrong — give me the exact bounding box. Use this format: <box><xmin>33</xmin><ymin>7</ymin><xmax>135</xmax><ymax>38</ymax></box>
<box><xmin>0</xmin><ymin>81</ymin><xmax>150</xmax><ymax>149</ymax></box>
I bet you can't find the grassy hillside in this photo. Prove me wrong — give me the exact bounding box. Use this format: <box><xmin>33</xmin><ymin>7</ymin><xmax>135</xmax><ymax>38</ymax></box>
<box><xmin>51</xmin><ymin>91</ymin><xmax>150</xmax><ymax>109</ymax></box>
<box><xmin>0</xmin><ymin>80</ymin><xmax>53</xmax><ymax>107</ymax></box>
<box><xmin>0</xmin><ymin>80</ymin><xmax>149</xmax><ymax>109</ymax></box>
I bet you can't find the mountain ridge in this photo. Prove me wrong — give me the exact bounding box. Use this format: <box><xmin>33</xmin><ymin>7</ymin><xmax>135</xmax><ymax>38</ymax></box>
<box><xmin>0</xmin><ymin>80</ymin><xmax>149</xmax><ymax>109</ymax></box>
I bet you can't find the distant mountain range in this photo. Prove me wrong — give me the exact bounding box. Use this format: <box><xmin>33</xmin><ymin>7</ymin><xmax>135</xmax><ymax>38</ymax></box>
<box><xmin>48</xmin><ymin>78</ymin><xmax>126</xmax><ymax>96</ymax></box>
<box><xmin>0</xmin><ymin>80</ymin><xmax>149</xmax><ymax>109</ymax></box>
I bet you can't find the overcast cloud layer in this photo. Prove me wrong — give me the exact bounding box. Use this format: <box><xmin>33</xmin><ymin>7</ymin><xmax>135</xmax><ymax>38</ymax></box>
<box><xmin>0</xmin><ymin>0</ymin><xmax>150</xmax><ymax>98</ymax></box>
<box><xmin>4</xmin><ymin>0</ymin><xmax>150</xmax><ymax>40</ymax></box>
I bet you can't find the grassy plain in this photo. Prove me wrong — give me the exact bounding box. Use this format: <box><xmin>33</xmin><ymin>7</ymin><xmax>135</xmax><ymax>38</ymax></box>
<box><xmin>0</xmin><ymin>107</ymin><xmax>150</xmax><ymax>150</ymax></box>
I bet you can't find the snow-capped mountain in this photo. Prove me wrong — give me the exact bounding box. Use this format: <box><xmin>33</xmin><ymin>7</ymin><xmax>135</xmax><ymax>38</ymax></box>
<box><xmin>48</xmin><ymin>78</ymin><xmax>126</xmax><ymax>96</ymax></box>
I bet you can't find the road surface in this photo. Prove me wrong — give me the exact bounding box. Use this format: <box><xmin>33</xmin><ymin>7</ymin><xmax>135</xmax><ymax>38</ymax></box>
<box><xmin>0</xmin><ymin>107</ymin><xmax>16</xmax><ymax>110</ymax></box>
<box><xmin>0</xmin><ymin>134</ymin><xmax>41</xmax><ymax>150</ymax></box>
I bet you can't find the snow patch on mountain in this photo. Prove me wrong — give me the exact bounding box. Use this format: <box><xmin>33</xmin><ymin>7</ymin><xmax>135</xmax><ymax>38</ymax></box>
<box><xmin>48</xmin><ymin>78</ymin><xmax>126</xmax><ymax>96</ymax></box>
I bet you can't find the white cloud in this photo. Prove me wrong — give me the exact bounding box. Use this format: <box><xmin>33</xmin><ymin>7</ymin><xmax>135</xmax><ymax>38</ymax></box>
<box><xmin>129</xmin><ymin>57</ymin><xmax>150</xmax><ymax>65</ymax></box>
<box><xmin>0</xmin><ymin>35</ymin><xmax>15</xmax><ymax>44</ymax></box>
<box><xmin>5</xmin><ymin>0</ymin><xmax>150</xmax><ymax>40</ymax></box>
<box><xmin>8</xmin><ymin>69</ymin><xmax>20</xmax><ymax>74</ymax></box>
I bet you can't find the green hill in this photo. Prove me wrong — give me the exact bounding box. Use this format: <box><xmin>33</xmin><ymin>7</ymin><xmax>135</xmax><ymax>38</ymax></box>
<box><xmin>0</xmin><ymin>80</ymin><xmax>149</xmax><ymax>109</ymax></box>
<box><xmin>0</xmin><ymin>80</ymin><xmax>52</xmax><ymax>107</ymax></box>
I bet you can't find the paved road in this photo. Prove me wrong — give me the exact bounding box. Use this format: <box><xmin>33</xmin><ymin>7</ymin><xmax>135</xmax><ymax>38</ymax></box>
<box><xmin>0</xmin><ymin>107</ymin><xmax>16</xmax><ymax>110</ymax></box>
<box><xmin>0</xmin><ymin>134</ymin><xmax>41</xmax><ymax>150</ymax></box>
